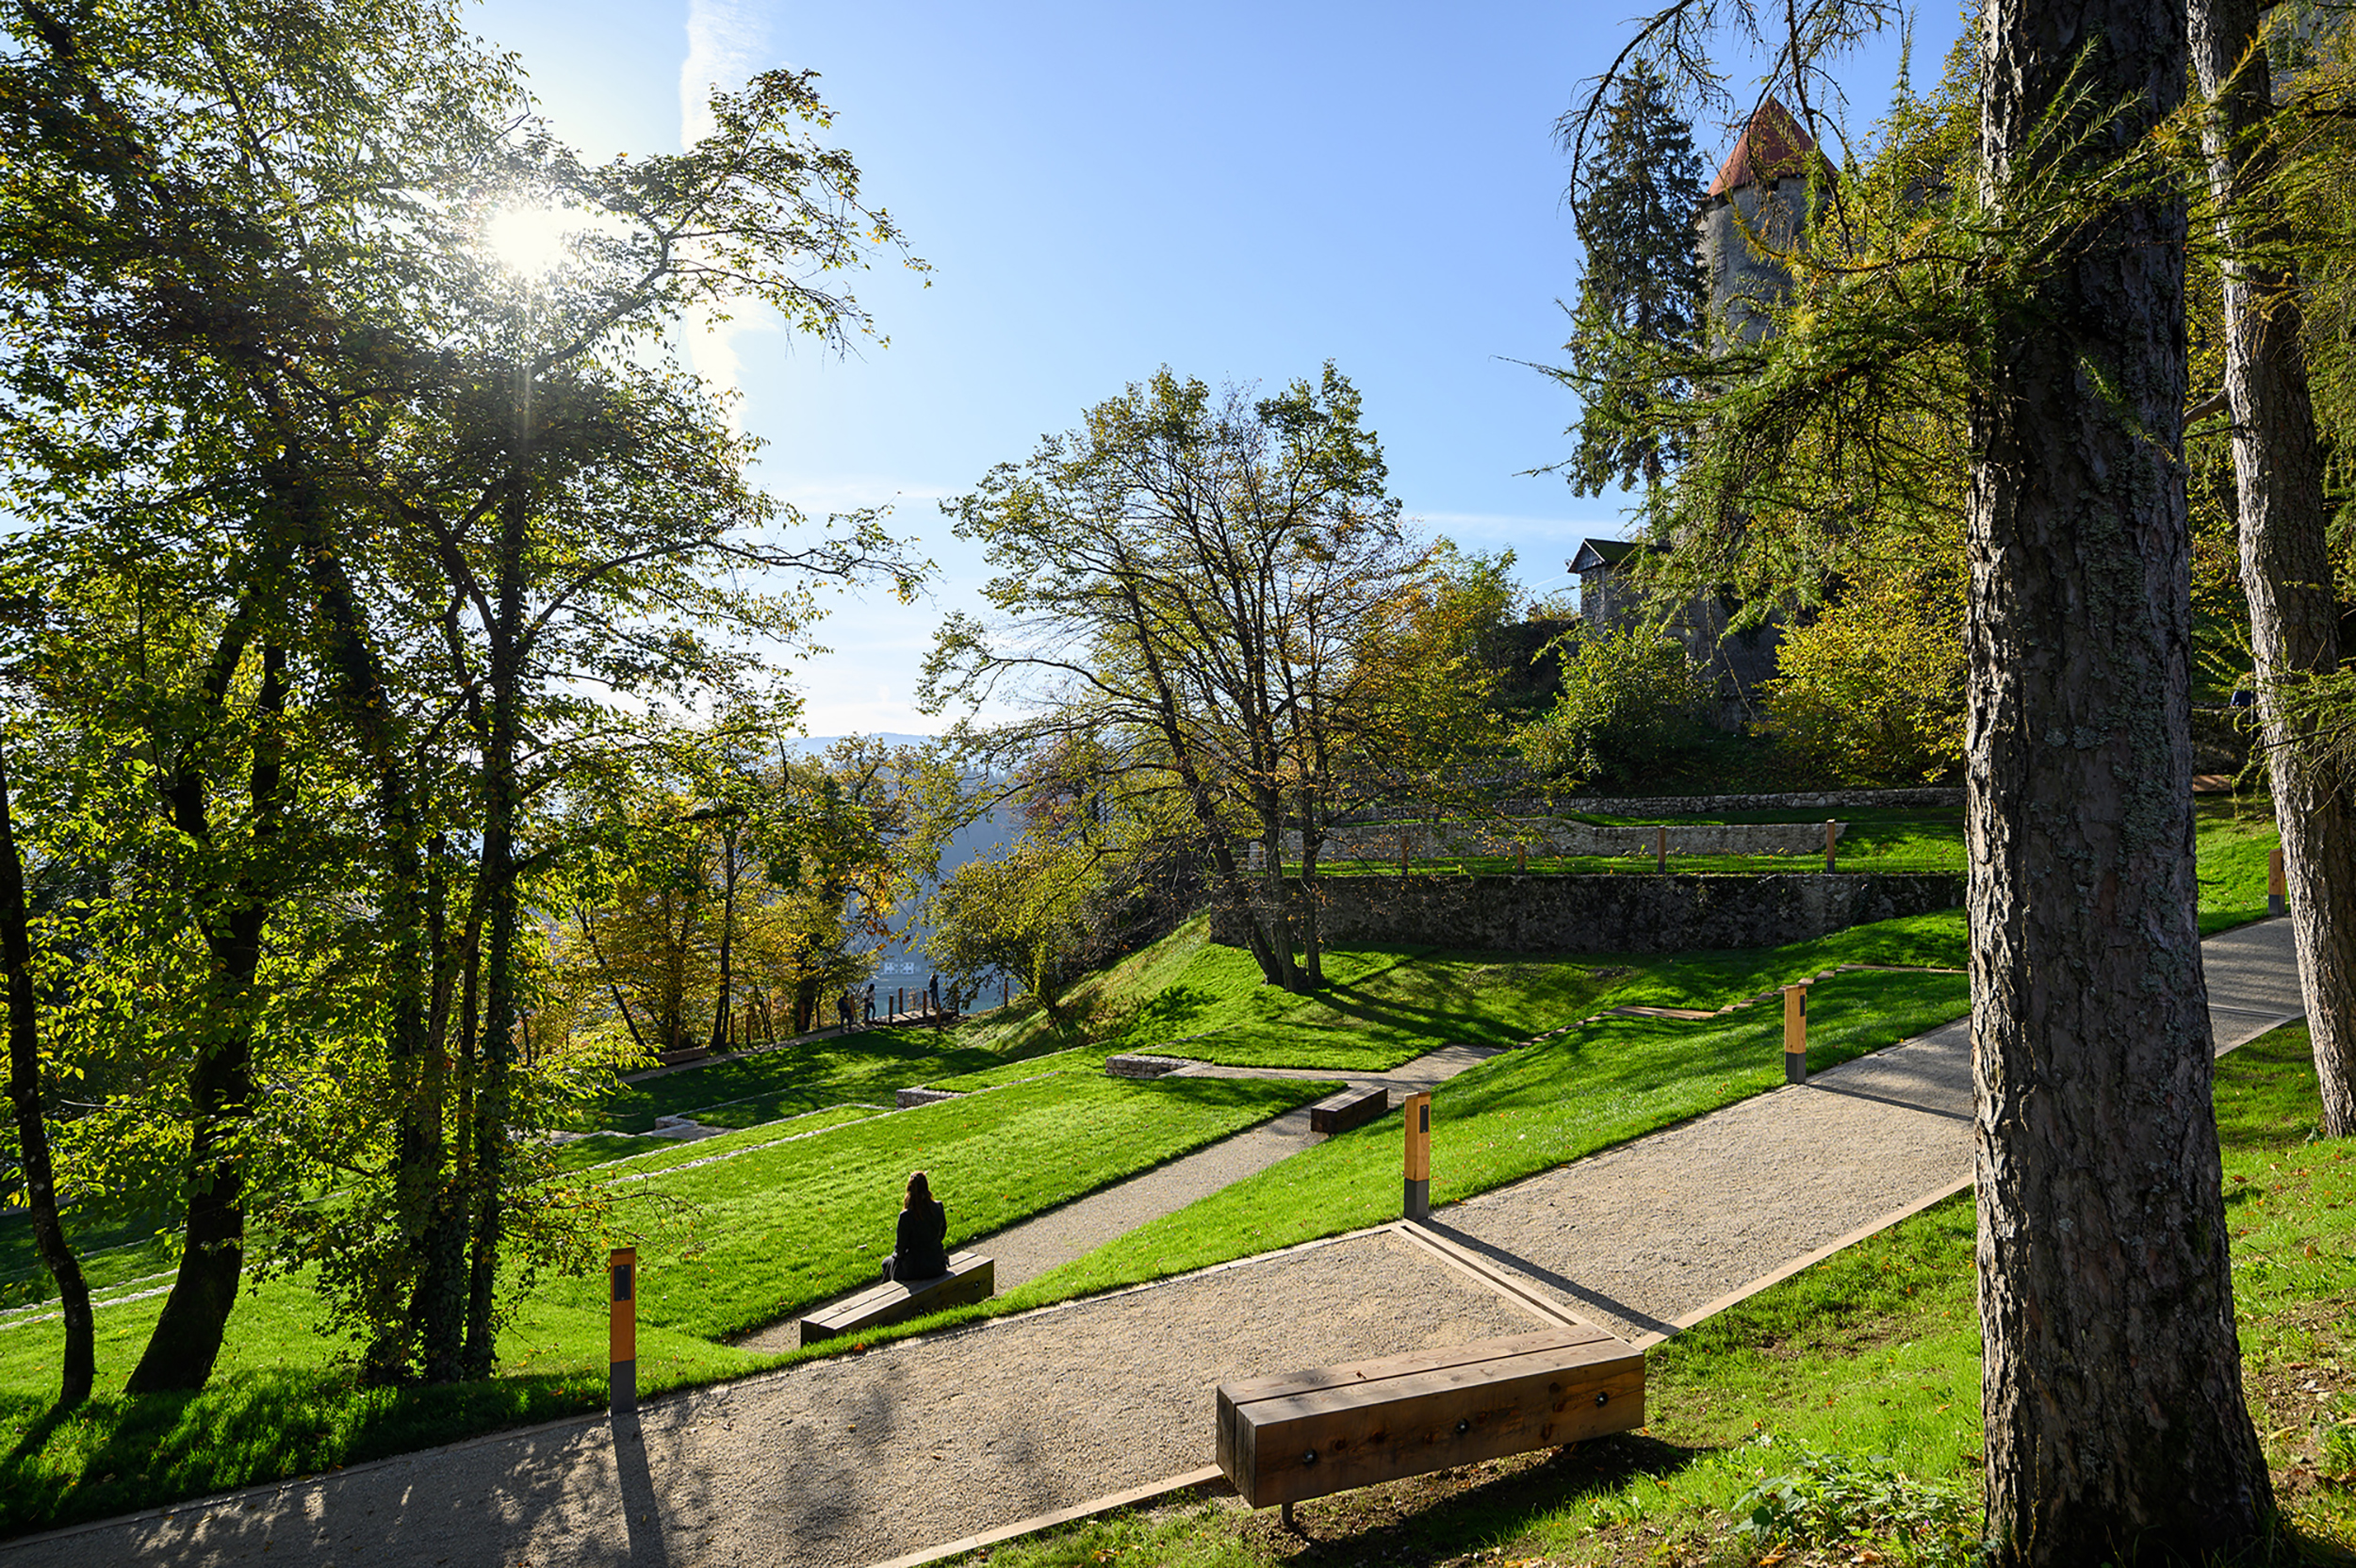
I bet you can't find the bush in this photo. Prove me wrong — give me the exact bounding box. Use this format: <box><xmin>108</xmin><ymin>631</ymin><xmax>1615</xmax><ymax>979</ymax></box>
<box><xmin>1511</xmin><ymin>625</ymin><xmax>1709</xmax><ymax>790</ymax></box>
<box><xmin>1764</xmin><ymin>561</ymin><xmax>1964</xmax><ymax>785</ymax></box>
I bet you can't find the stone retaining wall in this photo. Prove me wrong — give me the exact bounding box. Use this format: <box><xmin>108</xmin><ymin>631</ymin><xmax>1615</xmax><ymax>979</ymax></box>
<box><xmin>1275</xmin><ymin>818</ymin><xmax>1846</xmax><ymax>863</ymax></box>
<box><xmin>1544</xmin><ymin>785</ymin><xmax>1961</xmax><ymax>816</ymax></box>
<box><xmin>1210</xmin><ymin>873</ymin><xmax>1965</xmax><ymax>955</ymax></box>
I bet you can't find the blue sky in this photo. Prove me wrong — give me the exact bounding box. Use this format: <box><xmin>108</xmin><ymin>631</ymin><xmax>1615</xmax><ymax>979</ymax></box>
<box><xmin>471</xmin><ymin>0</ymin><xmax>1966</xmax><ymax>736</ymax></box>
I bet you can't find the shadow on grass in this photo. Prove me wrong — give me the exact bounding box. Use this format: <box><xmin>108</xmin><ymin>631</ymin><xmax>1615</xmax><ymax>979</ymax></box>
<box><xmin>1246</xmin><ymin>1431</ymin><xmax>1709</xmax><ymax>1564</ymax></box>
<box><xmin>0</xmin><ymin>1367</ymin><xmax>606</xmax><ymax>1539</ymax></box>
<box><xmin>594</xmin><ymin>1026</ymin><xmax>1017</xmax><ymax>1134</ymax></box>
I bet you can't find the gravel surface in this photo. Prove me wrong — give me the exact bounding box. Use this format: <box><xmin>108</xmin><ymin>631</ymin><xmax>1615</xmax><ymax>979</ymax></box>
<box><xmin>6</xmin><ymin>1231</ymin><xmax>1544</xmax><ymax>1568</ymax></box>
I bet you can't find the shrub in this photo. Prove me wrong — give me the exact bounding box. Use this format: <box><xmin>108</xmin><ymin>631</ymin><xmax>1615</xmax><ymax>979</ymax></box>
<box><xmin>1764</xmin><ymin>561</ymin><xmax>1964</xmax><ymax>785</ymax></box>
<box><xmin>1511</xmin><ymin>625</ymin><xmax>1709</xmax><ymax>790</ymax></box>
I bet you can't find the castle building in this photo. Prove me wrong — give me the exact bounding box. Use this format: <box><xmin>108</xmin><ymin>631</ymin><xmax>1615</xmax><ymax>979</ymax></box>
<box><xmin>1565</xmin><ymin>99</ymin><xmax>1827</xmax><ymax>728</ymax></box>
<box><xmin>1696</xmin><ymin>95</ymin><xmax>1827</xmax><ymax>346</ymax></box>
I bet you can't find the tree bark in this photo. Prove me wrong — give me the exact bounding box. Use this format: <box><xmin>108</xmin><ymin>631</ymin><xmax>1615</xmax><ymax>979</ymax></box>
<box><xmin>462</xmin><ymin>387</ymin><xmax>532</xmax><ymax>1380</ymax></box>
<box><xmin>298</xmin><ymin>492</ymin><xmax>447</xmax><ymax>1382</ymax></box>
<box><xmin>2191</xmin><ymin>0</ymin><xmax>2356</xmax><ymax>1136</ymax></box>
<box><xmin>0</xmin><ymin>754</ymin><xmax>94</xmax><ymax>1409</ymax></box>
<box><xmin>1970</xmin><ymin>2</ymin><xmax>2271</xmax><ymax>1559</ymax></box>
<box><xmin>128</xmin><ymin>640</ymin><xmax>287</xmax><ymax>1394</ymax></box>
<box><xmin>708</xmin><ymin>819</ymin><xmax>740</xmax><ymax>1055</ymax></box>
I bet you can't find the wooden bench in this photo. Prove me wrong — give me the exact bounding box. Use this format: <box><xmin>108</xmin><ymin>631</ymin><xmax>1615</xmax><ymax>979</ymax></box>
<box><xmin>1215</xmin><ymin>1325</ymin><xmax>1644</xmax><ymax>1509</ymax></box>
<box><xmin>1308</xmin><ymin>1085</ymin><xmax>1389</xmax><ymax>1135</ymax></box>
<box><xmin>797</xmin><ymin>1251</ymin><xmax>994</xmax><ymax>1346</ymax></box>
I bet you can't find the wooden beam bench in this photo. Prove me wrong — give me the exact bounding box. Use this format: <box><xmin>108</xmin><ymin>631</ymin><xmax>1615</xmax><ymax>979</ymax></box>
<box><xmin>798</xmin><ymin>1251</ymin><xmax>994</xmax><ymax>1346</ymax></box>
<box><xmin>1215</xmin><ymin>1325</ymin><xmax>1644</xmax><ymax>1510</ymax></box>
<box><xmin>1307</xmin><ymin>1085</ymin><xmax>1389</xmax><ymax>1135</ymax></box>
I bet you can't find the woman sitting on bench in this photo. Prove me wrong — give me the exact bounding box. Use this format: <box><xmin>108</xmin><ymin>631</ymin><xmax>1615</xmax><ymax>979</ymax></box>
<box><xmin>881</xmin><ymin>1169</ymin><xmax>950</xmax><ymax>1282</ymax></box>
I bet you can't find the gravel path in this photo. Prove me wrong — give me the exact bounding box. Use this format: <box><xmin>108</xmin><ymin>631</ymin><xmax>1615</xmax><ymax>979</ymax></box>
<box><xmin>4</xmin><ymin>921</ymin><xmax>2305</xmax><ymax>1568</ymax></box>
<box><xmin>1440</xmin><ymin>917</ymin><xmax>2305</xmax><ymax>1344</ymax></box>
<box><xmin>7</xmin><ymin>1231</ymin><xmax>1544</xmax><ymax>1568</ymax></box>
<box><xmin>738</xmin><ymin>1041</ymin><xmax>1506</xmax><ymax>1350</ymax></box>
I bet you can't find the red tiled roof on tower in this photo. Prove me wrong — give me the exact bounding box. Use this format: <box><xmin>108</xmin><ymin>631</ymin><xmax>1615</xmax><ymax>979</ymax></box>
<box><xmin>1708</xmin><ymin>96</ymin><xmax>1826</xmax><ymax>197</ymax></box>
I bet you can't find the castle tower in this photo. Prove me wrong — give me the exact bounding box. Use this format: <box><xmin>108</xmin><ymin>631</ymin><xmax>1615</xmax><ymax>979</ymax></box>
<box><xmin>1695</xmin><ymin>97</ymin><xmax>1826</xmax><ymax>347</ymax></box>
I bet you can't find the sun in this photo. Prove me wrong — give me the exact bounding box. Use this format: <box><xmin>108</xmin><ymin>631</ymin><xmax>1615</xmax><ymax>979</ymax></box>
<box><xmin>485</xmin><ymin>205</ymin><xmax>574</xmax><ymax>277</ymax></box>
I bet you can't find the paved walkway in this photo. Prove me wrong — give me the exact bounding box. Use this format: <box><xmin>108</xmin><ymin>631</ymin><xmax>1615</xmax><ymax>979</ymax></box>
<box><xmin>3</xmin><ymin>919</ymin><xmax>2307</xmax><ymax>1568</ymax></box>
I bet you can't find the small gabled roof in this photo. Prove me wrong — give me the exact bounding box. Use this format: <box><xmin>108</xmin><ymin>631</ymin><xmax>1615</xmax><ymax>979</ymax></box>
<box><xmin>1708</xmin><ymin>96</ymin><xmax>1830</xmax><ymax>197</ymax></box>
<box><xmin>1568</xmin><ymin>537</ymin><xmax>1644</xmax><ymax>574</ymax></box>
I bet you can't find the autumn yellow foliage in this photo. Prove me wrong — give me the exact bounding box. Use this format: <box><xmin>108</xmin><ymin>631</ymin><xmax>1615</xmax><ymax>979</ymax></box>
<box><xmin>1763</xmin><ymin>554</ymin><xmax>1965</xmax><ymax>785</ymax></box>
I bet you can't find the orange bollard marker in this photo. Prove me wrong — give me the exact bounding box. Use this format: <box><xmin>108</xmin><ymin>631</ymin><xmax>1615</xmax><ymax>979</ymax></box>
<box><xmin>610</xmin><ymin>1247</ymin><xmax>637</xmax><ymax>1414</ymax></box>
<box><xmin>1783</xmin><ymin>985</ymin><xmax>1808</xmax><ymax>1084</ymax></box>
<box><xmin>2271</xmin><ymin>848</ymin><xmax>2287</xmax><ymax>918</ymax></box>
<box><xmin>1403</xmin><ymin>1091</ymin><xmax>1432</xmax><ymax>1220</ymax></box>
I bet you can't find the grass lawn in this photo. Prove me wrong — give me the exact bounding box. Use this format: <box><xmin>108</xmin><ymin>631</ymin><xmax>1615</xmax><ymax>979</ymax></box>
<box><xmin>1098</xmin><ymin>942</ymin><xmax>1636</xmax><ymax>1071</ymax></box>
<box><xmin>545</xmin><ymin>1102</ymin><xmax>892</xmax><ymax>1178</ymax></box>
<box><xmin>955</xmin><ymin>915</ymin><xmax>1225</xmax><ymax>1061</ymax></box>
<box><xmin>0</xmin><ymin>1070</ymin><xmax>1329</xmax><ymax>1534</ymax></box>
<box><xmin>569</xmin><ymin>1070</ymin><xmax>1333</xmax><ymax>1342</ymax></box>
<box><xmin>940</xmin><ymin>927</ymin><xmax>1643</xmax><ymax>1075</ymax></box>
<box><xmin>954</xmin><ymin>1021</ymin><xmax>2356</xmax><ymax>1567</ymax></box>
<box><xmin>585</xmin><ymin>1023</ymin><xmax>1009</xmax><ymax>1134</ymax></box>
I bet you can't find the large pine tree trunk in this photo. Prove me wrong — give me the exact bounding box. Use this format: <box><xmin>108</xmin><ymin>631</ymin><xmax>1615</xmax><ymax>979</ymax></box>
<box><xmin>2192</xmin><ymin>0</ymin><xmax>2356</xmax><ymax>1136</ymax></box>
<box><xmin>0</xmin><ymin>755</ymin><xmax>93</xmax><ymax>1409</ymax></box>
<box><xmin>1970</xmin><ymin>3</ymin><xmax>2271</xmax><ymax>1559</ymax></box>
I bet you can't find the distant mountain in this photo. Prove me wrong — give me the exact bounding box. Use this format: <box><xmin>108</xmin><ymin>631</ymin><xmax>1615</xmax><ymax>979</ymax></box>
<box><xmin>784</xmin><ymin>732</ymin><xmax>939</xmax><ymax>756</ymax></box>
<box><xmin>777</xmin><ymin>733</ymin><xmax>1020</xmax><ymax>991</ymax></box>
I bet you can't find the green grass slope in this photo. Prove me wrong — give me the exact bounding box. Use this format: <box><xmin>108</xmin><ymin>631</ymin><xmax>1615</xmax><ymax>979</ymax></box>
<box><xmin>577</xmin><ymin>1070</ymin><xmax>1333</xmax><ymax>1341</ymax></box>
<box><xmin>0</xmin><ymin>1070</ymin><xmax>1327</xmax><ymax>1534</ymax></box>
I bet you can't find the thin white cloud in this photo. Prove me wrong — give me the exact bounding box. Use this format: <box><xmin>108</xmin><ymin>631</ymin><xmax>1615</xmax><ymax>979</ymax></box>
<box><xmin>679</xmin><ymin>0</ymin><xmax>775</xmax><ymax>401</ymax></box>
<box><xmin>679</xmin><ymin>0</ymin><xmax>768</xmax><ymax>145</ymax></box>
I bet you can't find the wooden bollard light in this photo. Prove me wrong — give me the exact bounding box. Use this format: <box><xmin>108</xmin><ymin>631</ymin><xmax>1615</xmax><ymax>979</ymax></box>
<box><xmin>1783</xmin><ymin>985</ymin><xmax>1808</xmax><ymax>1084</ymax></box>
<box><xmin>1824</xmin><ymin>819</ymin><xmax>1838</xmax><ymax>874</ymax></box>
<box><xmin>2271</xmin><ymin>848</ymin><xmax>2287</xmax><ymax>917</ymax></box>
<box><xmin>610</xmin><ymin>1247</ymin><xmax>637</xmax><ymax>1414</ymax></box>
<box><xmin>1403</xmin><ymin>1091</ymin><xmax>1432</xmax><ymax>1220</ymax></box>
<box><xmin>1655</xmin><ymin>825</ymin><xmax>1667</xmax><ymax>874</ymax></box>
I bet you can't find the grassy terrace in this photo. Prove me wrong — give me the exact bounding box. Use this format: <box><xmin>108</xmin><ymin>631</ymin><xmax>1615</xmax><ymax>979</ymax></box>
<box><xmin>587</xmin><ymin>1022</ymin><xmax>1006</xmax><ymax>1134</ymax></box>
<box><xmin>946</xmin><ymin>921</ymin><xmax>1640</xmax><ymax>1074</ymax></box>
<box><xmin>1004</xmin><ymin>961</ymin><xmax>1972</xmax><ymax>1312</ymax></box>
<box><xmin>958</xmin><ymin>1022</ymin><xmax>2356</xmax><ymax>1567</ymax></box>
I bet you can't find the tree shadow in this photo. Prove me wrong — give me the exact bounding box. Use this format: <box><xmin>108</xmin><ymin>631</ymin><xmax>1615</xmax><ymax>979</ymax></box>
<box><xmin>0</xmin><ymin>1367</ymin><xmax>608</xmax><ymax>1539</ymax></box>
<box><xmin>1252</xmin><ymin>1430</ymin><xmax>1710</xmax><ymax>1564</ymax></box>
